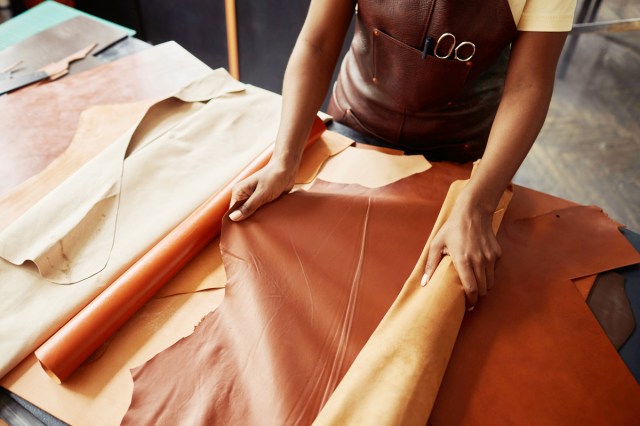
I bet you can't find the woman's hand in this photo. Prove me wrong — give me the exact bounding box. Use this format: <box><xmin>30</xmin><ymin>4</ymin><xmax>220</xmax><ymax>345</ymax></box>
<box><xmin>228</xmin><ymin>161</ymin><xmax>296</xmax><ymax>221</ymax></box>
<box><xmin>417</xmin><ymin>32</ymin><xmax>569</xmax><ymax>309</ymax></box>
<box><xmin>226</xmin><ymin>0</ymin><xmax>354</xmax><ymax>222</ymax></box>
<box><xmin>421</xmin><ymin>193</ymin><xmax>501</xmax><ymax>310</ymax></box>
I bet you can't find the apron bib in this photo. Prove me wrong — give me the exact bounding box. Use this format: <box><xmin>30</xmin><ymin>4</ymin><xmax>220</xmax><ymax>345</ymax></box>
<box><xmin>329</xmin><ymin>0</ymin><xmax>518</xmax><ymax>161</ymax></box>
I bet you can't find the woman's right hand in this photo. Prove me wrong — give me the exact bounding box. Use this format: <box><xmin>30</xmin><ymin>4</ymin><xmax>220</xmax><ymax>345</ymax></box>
<box><xmin>228</xmin><ymin>161</ymin><xmax>296</xmax><ymax>221</ymax></box>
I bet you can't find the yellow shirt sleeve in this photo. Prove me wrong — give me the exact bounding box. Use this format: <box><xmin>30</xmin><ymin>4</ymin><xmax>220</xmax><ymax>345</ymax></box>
<box><xmin>508</xmin><ymin>0</ymin><xmax>577</xmax><ymax>32</ymax></box>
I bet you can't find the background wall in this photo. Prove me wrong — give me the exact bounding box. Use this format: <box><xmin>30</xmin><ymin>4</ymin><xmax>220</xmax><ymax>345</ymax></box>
<box><xmin>82</xmin><ymin>0</ymin><xmax>354</xmax><ymax>109</ymax></box>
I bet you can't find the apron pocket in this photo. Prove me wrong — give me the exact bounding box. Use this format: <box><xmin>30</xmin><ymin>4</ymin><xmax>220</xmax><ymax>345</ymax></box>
<box><xmin>373</xmin><ymin>28</ymin><xmax>472</xmax><ymax>112</ymax></box>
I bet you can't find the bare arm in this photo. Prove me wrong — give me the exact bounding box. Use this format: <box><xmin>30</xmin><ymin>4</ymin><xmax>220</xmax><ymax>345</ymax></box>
<box><xmin>229</xmin><ymin>0</ymin><xmax>354</xmax><ymax>220</ymax></box>
<box><xmin>423</xmin><ymin>31</ymin><xmax>569</xmax><ymax>308</ymax></box>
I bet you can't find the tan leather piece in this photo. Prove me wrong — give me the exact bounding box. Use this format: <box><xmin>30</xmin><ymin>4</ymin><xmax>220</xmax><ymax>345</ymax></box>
<box><xmin>574</xmin><ymin>274</ymin><xmax>598</xmax><ymax>300</ymax></box>
<box><xmin>430</xmin><ymin>205</ymin><xmax>640</xmax><ymax>425</ymax></box>
<box><xmin>0</xmin><ymin>41</ymin><xmax>212</xmax><ymax>196</ymax></box>
<box><xmin>311</xmin><ymin>146</ymin><xmax>431</xmax><ymax>189</ymax></box>
<box><xmin>353</xmin><ymin>142</ymin><xmax>404</xmax><ymax>155</ymax></box>
<box><xmin>0</xmin><ymin>101</ymin><xmax>151</xmax><ymax>233</ymax></box>
<box><xmin>314</xmin><ymin>179</ymin><xmax>511</xmax><ymax>425</ymax></box>
<box><xmin>154</xmin><ymin>236</ymin><xmax>227</xmax><ymax>297</ymax></box>
<box><xmin>123</xmin><ymin>165</ymin><xmax>471</xmax><ymax>425</ymax></box>
<box><xmin>123</xmin><ymin>162</ymin><xmax>640</xmax><ymax>425</ymax></box>
<box><xmin>295</xmin><ymin>130</ymin><xmax>353</xmax><ymax>184</ymax></box>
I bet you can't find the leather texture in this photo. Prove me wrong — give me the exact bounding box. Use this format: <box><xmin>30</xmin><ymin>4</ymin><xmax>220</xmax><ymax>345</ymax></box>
<box><xmin>124</xmin><ymin>164</ymin><xmax>471</xmax><ymax>426</ymax></box>
<box><xmin>124</xmin><ymin>164</ymin><xmax>640</xmax><ymax>425</ymax></box>
<box><xmin>0</xmin><ymin>131</ymin><xmax>348</xmax><ymax>426</ymax></box>
<box><xmin>430</xmin><ymin>205</ymin><xmax>640</xmax><ymax>425</ymax></box>
<box><xmin>34</xmin><ymin>116</ymin><xmax>325</xmax><ymax>383</ymax></box>
<box><xmin>0</xmin><ymin>41</ymin><xmax>211</xmax><ymax>196</ymax></box>
<box><xmin>329</xmin><ymin>0</ymin><xmax>517</xmax><ymax>160</ymax></box>
<box><xmin>314</xmin><ymin>179</ymin><xmax>512</xmax><ymax>425</ymax></box>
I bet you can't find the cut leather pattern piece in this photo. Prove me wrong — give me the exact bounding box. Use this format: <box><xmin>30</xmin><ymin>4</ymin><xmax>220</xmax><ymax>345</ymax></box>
<box><xmin>314</xmin><ymin>179</ymin><xmax>511</xmax><ymax>425</ymax></box>
<box><xmin>124</xmin><ymin>162</ymin><xmax>639</xmax><ymax>425</ymax></box>
<box><xmin>312</xmin><ymin>146</ymin><xmax>431</xmax><ymax>189</ymax></box>
<box><xmin>0</xmin><ymin>72</ymin><xmax>285</xmax><ymax>379</ymax></box>
<box><xmin>295</xmin><ymin>130</ymin><xmax>353</xmax><ymax>184</ymax></box>
<box><xmin>0</xmin><ymin>70</ymin><xmax>245</xmax><ymax>284</ymax></box>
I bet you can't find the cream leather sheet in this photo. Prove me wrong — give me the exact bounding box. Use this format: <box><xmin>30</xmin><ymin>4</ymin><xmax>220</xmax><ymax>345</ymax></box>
<box><xmin>0</xmin><ymin>69</ymin><xmax>284</xmax><ymax>378</ymax></box>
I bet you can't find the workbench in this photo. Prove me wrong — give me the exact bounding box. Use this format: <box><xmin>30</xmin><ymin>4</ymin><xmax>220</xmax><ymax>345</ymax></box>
<box><xmin>0</xmin><ymin>4</ymin><xmax>639</xmax><ymax>426</ymax></box>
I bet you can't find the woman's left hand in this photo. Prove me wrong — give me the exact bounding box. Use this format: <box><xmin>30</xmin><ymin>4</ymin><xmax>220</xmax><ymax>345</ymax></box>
<box><xmin>421</xmin><ymin>194</ymin><xmax>501</xmax><ymax>310</ymax></box>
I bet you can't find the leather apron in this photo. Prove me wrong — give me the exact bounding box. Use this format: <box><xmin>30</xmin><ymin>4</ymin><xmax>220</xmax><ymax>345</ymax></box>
<box><xmin>328</xmin><ymin>0</ymin><xmax>518</xmax><ymax>162</ymax></box>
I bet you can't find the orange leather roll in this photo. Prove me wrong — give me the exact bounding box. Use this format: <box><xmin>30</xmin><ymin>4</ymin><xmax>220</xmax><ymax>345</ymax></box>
<box><xmin>34</xmin><ymin>117</ymin><xmax>326</xmax><ymax>383</ymax></box>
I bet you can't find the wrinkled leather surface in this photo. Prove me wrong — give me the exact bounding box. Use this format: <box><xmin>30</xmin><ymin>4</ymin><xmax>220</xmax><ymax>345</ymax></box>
<box><xmin>0</xmin><ymin>41</ymin><xmax>211</xmax><ymax>196</ymax></box>
<box><xmin>330</xmin><ymin>0</ymin><xmax>517</xmax><ymax>159</ymax></box>
<box><xmin>124</xmin><ymin>163</ymin><xmax>640</xmax><ymax>425</ymax></box>
<box><xmin>314</xmin><ymin>179</ymin><xmax>512</xmax><ymax>425</ymax></box>
<box><xmin>124</xmin><ymin>164</ymin><xmax>470</xmax><ymax>426</ymax></box>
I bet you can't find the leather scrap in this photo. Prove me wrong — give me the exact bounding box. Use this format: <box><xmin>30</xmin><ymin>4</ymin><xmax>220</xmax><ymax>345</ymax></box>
<box><xmin>587</xmin><ymin>272</ymin><xmax>635</xmax><ymax>349</ymax></box>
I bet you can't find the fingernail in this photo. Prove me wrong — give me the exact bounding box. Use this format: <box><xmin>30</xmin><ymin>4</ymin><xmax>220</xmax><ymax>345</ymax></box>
<box><xmin>467</xmin><ymin>306</ymin><xmax>475</xmax><ymax>312</ymax></box>
<box><xmin>229</xmin><ymin>210</ymin><xmax>242</xmax><ymax>221</ymax></box>
<box><xmin>420</xmin><ymin>273</ymin><xmax>429</xmax><ymax>287</ymax></box>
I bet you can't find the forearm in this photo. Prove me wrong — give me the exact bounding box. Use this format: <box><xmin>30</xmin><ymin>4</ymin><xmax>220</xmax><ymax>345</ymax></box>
<box><xmin>272</xmin><ymin>40</ymin><xmax>342</xmax><ymax>170</ymax></box>
<box><xmin>462</xmin><ymin>31</ymin><xmax>568</xmax><ymax>213</ymax></box>
<box><xmin>271</xmin><ymin>0</ymin><xmax>354</xmax><ymax>172</ymax></box>
<box><xmin>463</xmin><ymin>82</ymin><xmax>553</xmax><ymax>212</ymax></box>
